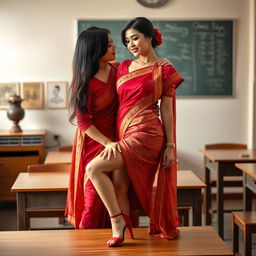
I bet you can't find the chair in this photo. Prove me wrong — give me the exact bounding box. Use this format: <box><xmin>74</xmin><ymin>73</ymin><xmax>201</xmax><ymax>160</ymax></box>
<box><xmin>26</xmin><ymin>164</ymin><xmax>71</xmax><ymax>229</ymax></box>
<box><xmin>232</xmin><ymin>211</ymin><xmax>256</xmax><ymax>256</ymax></box>
<box><xmin>59</xmin><ymin>145</ymin><xmax>73</xmax><ymax>152</ymax></box>
<box><xmin>204</xmin><ymin>143</ymin><xmax>247</xmax><ymax>223</ymax></box>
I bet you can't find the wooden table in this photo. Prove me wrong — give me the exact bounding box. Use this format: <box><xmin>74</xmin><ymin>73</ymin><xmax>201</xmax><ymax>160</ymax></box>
<box><xmin>11</xmin><ymin>171</ymin><xmax>68</xmax><ymax>230</ymax></box>
<box><xmin>199</xmin><ymin>148</ymin><xmax>256</xmax><ymax>239</ymax></box>
<box><xmin>176</xmin><ymin>170</ymin><xmax>205</xmax><ymax>226</ymax></box>
<box><xmin>235</xmin><ymin>163</ymin><xmax>256</xmax><ymax>211</ymax></box>
<box><xmin>44</xmin><ymin>151</ymin><xmax>72</xmax><ymax>164</ymax></box>
<box><xmin>11</xmin><ymin>170</ymin><xmax>205</xmax><ymax>230</ymax></box>
<box><xmin>0</xmin><ymin>227</ymin><xmax>233</xmax><ymax>256</ymax></box>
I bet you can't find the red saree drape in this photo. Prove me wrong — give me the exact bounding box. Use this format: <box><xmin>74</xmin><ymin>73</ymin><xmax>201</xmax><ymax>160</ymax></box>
<box><xmin>65</xmin><ymin>62</ymin><xmax>119</xmax><ymax>229</ymax></box>
<box><xmin>116</xmin><ymin>60</ymin><xmax>184</xmax><ymax>239</ymax></box>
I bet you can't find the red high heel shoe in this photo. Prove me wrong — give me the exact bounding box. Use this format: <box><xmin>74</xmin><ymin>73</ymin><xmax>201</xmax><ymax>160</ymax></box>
<box><xmin>107</xmin><ymin>212</ymin><xmax>134</xmax><ymax>247</ymax></box>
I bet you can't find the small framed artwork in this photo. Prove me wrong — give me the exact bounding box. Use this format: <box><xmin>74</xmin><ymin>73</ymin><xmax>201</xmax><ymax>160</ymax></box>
<box><xmin>21</xmin><ymin>82</ymin><xmax>44</xmax><ymax>109</ymax></box>
<box><xmin>46</xmin><ymin>81</ymin><xmax>68</xmax><ymax>109</ymax></box>
<box><xmin>0</xmin><ymin>82</ymin><xmax>20</xmax><ymax>109</ymax></box>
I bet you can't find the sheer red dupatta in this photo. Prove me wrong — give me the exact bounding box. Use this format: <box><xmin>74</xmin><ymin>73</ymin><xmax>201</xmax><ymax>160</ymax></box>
<box><xmin>149</xmin><ymin>63</ymin><xmax>183</xmax><ymax>239</ymax></box>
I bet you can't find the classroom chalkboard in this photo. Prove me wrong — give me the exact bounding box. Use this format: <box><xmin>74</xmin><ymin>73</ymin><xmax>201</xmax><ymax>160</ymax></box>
<box><xmin>78</xmin><ymin>20</ymin><xmax>233</xmax><ymax>96</ymax></box>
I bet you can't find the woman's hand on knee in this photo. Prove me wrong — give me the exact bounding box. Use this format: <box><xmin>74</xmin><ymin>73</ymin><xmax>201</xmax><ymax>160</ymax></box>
<box><xmin>100</xmin><ymin>142</ymin><xmax>122</xmax><ymax>160</ymax></box>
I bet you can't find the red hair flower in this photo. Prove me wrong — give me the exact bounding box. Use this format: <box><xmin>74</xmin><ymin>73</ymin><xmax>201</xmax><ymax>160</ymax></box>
<box><xmin>153</xmin><ymin>28</ymin><xmax>162</xmax><ymax>46</ymax></box>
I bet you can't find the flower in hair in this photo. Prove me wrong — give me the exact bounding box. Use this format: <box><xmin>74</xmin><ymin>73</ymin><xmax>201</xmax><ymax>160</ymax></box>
<box><xmin>153</xmin><ymin>28</ymin><xmax>162</xmax><ymax>46</ymax></box>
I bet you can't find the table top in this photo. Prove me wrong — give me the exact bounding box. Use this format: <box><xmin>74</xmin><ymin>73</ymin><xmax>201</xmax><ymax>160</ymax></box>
<box><xmin>0</xmin><ymin>227</ymin><xmax>233</xmax><ymax>256</ymax></box>
<box><xmin>177</xmin><ymin>170</ymin><xmax>206</xmax><ymax>188</ymax></box>
<box><xmin>235</xmin><ymin>163</ymin><xmax>256</xmax><ymax>179</ymax></box>
<box><xmin>11</xmin><ymin>170</ymin><xmax>205</xmax><ymax>192</ymax></box>
<box><xmin>0</xmin><ymin>130</ymin><xmax>46</xmax><ymax>136</ymax></box>
<box><xmin>44</xmin><ymin>151</ymin><xmax>72</xmax><ymax>164</ymax></box>
<box><xmin>11</xmin><ymin>171</ymin><xmax>69</xmax><ymax>192</ymax></box>
<box><xmin>198</xmin><ymin>148</ymin><xmax>256</xmax><ymax>162</ymax></box>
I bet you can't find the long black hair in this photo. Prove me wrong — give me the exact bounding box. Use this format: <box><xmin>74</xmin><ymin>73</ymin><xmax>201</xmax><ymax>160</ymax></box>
<box><xmin>69</xmin><ymin>26</ymin><xmax>110</xmax><ymax>123</ymax></box>
<box><xmin>121</xmin><ymin>17</ymin><xmax>158</xmax><ymax>48</ymax></box>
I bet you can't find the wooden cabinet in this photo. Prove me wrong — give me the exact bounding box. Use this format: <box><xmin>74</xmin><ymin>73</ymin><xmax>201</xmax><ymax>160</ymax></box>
<box><xmin>0</xmin><ymin>130</ymin><xmax>45</xmax><ymax>201</ymax></box>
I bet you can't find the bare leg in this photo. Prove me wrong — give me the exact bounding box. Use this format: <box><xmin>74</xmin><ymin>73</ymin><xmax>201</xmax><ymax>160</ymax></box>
<box><xmin>86</xmin><ymin>152</ymin><xmax>127</xmax><ymax>239</ymax></box>
<box><xmin>112</xmin><ymin>168</ymin><xmax>130</xmax><ymax>215</ymax></box>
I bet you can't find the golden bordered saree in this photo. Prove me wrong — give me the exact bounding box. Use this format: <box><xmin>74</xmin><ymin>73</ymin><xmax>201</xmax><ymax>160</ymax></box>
<box><xmin>116</xmin><ymin>60</ymin><xmax>184</xmax><ymax>239</ymax></box>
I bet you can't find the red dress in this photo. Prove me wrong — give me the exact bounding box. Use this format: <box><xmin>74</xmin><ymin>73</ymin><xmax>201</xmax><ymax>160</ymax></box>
<box><xmin>116</xmin><ymin>60</ymin><xmax>184</xmax><ymax>239</ymax></box>
<box><xmin>65</xmin><ymin>62</ymin><xmax>118</xmax><ymax>229</ymax></box>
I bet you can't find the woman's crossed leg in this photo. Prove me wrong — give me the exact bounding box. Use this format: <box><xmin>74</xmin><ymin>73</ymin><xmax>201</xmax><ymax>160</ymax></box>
<box><xmin>86</xmin><ymin>151</ymin><xmax>130</xmax><ymax>241</ymax></box>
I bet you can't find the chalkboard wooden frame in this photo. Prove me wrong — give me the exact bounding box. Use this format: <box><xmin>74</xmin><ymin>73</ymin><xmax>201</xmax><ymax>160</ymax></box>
<box><xmin>77</xmin><ymin>19</ymin><xmax>233</xmax><ymax>97</ymax></box>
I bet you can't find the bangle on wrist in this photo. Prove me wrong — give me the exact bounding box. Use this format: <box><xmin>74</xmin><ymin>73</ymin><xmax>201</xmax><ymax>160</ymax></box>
<box><xmin>166</xmin><ymin>142</ymin><xmax>175</xmax><ymax>148</ymax></box>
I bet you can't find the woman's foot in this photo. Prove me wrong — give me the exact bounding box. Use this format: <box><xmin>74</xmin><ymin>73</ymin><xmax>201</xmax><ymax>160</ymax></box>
<box><xmin>107</xmin><ymin>213</ymin><xmax>127</xmax><ymax>247</ymax></box>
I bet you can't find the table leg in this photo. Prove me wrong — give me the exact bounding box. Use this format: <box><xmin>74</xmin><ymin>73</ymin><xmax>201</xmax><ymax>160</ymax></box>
<box><xmin>243</xmin><ymin>173</ymin><xmax>253</xmax><ymax>211</ymax></box>
<box><xmin>232</xmin><ymin>215</ymin><xmax>239</xmax><ymax>254</ymax></box>
<box><xmin>217</xmin><ymin>167</ymin><xmax>224</xmax><ymax>239</ymax></box>
<box><xmin>192</xmin><ymin>189</ymin><xmax>202</xmax><ymax>226</ymax></box>
<box><xmin>16</xmin><ymin>192</ymin><xmax>26</xmax><ymax>230</ymax></box>
<box><xmin>244</xmin><ymin>227</ymin><xmax>252</xmax><ymax>256</ymax></box>
<box><xmin>205</xmin><ymin>164</ymin><xmax>212</xmax><ymax>225</ymax></box>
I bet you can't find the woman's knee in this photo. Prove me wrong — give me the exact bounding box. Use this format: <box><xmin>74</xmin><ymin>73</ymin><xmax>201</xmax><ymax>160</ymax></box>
<box><xmin>86</xmin><ymin>162</ymin><xmax>99</xmax><ymax>179</ymax></box>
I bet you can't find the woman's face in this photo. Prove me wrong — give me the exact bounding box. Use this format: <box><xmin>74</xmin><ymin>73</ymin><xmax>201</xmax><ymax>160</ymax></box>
<box><xmin>100</xmin><ymin>34</ymin><xmax>116</xmax><ymax>62</ymax></box>
<box><xmin>125</xmin><ymin>28</ymin><xmax>152</xmax><ymax>57</ymax></box>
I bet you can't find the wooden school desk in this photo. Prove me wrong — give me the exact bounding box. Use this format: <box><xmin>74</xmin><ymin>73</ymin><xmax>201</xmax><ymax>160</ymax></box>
<box><xmin>11</xmin><ymin>171</ymin><xmax>68</xmax><ymax>230</ymax></box>
<box><xmin>0</xmin><ymin>227</ymin><xmax>233</xmax><ymax>256</ymax></box>
<box><xmin>235</xmin><ymin>163</ymin><xmax>256</xmax><ymax>211</ymax></box>
<box><xmin>45</xmin><ymin>151</ymin><xmax>205</xmax><ymax>225</ymax></box>
<box><xmin>176</xmin><ymin>170</ymin><xmax>205</xmax><ymax>226</ymax></box>
<box><xmin>11</xmin><ymin>170</ymin><xmax>205</xmax><ymax>230</ymax></box>
<box><xmin>44</xmin><ymin>151</ymin><xmax>72</xmax><ymax>164</ymax></box>
<box><xmin>199</xmin><ymin>148</ymin><xmax>256</xmax><ymax>239</ymax></box>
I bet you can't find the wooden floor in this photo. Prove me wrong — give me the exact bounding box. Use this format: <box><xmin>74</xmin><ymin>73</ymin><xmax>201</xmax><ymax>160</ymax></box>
<box><xmin>0</xmin><ymin>227</ymin><xmax>233</xmax><ymax>256</ymax></box>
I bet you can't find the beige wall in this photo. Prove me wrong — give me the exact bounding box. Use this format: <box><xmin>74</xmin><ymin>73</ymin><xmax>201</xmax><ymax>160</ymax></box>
<box><xmin>0</xmin><ymin>0</ymin><xmax>253</xmax><ymax>176</ymax></box>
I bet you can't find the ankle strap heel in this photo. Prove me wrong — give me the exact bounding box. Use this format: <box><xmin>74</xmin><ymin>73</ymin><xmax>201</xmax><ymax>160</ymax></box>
<box><xmin>122</xmin><ymin>213</ymin><xmax>134</xmax><ymax>239</ymax></box>
<box><xmin>107</xmin><ymin>212</ymin><xmax>134</xmax><ymax>247</ymax></box>
<box><xmin>110</xmin><ymin>212</ymin><xmax>122</xmax><ymax>219</ymax></box>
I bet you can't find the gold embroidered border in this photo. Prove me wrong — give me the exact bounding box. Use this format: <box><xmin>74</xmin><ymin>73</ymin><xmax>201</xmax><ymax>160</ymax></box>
<box><xmin>164</xmin><ymin>72</ymin><xmax>181</xmax><ymax>89</ymax></box>
<box><xmin>73</xmin><ymin>128</ymin><xmax>85</xmax><ymax>226</ymax></box>
<box><xmin>119</xmin><ymin>64</ymin><xmax>163</xmax><ymax>139</ymax></box>
<box><xmin>116</xmin><ymin>66</ymin><xmax>153</xmax><ymax>89</ymax></box>
<box><xmin>119</xmin><ymin>95</ymin><xmax>153</xmax><ymax>139</ymax></box>
<box><xmin>130</xmin><ymin>112</ymin><xmax>157</xmax><ymax>127</ymax></box>
<box><xmin>152</xmin><ymin>64</ymin><xmax>163</xmax><ymax>101</ymax></box>
<box><xmin>67</xmin><ymin>215</ymin><xmax>76</xmax><ymax>225</ymax></box>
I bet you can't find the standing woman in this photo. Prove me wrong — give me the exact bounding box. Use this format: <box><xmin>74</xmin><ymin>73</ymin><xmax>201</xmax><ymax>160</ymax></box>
<box><xmin>66</xmin><ymin>25</ymin><xmax>169</xmax><ymax>230</ymax></box>
<box><xmin>86</xmin><ymin>17</ymin><xmax>184</xmax><ymax>246</ymax></box>
<box><xmin>65</xmin><ymin>26</ymin><xmax>122</xmax><ymax>229</ymax></box>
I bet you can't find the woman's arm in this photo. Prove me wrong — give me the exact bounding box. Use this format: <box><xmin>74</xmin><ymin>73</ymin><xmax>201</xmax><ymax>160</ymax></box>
<box><xmin>77</xmin><ymin>112</ymin><xmax>121</xmax><ymax>159</ymax></box>
<box><xmin>160</xmin><ymin>96</ymin><xmax>175</xmax><ymax>168</ymax></box>
<box><xmin>84</xmin><ymin>126</ymin><xmax>121</xmax><ymax>160</ymax></box>
<box><xmin>84</xmin><ymin>125</ymin><xmax>112</xmax><ymax>146</ymax></box>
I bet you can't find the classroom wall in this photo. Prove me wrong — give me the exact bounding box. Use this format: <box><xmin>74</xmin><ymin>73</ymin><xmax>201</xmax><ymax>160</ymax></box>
<box><xmin>0</xmin><ymin>0</ymin><xmax>252</xmax><ymax>176</ymax></box>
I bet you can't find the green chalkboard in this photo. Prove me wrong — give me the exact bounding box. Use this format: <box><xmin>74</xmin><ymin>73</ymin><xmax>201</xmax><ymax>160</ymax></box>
<box><xmin>78</xmin><ymin>20</ymin><xmax>233</xmax><ymax>96</ymax></box>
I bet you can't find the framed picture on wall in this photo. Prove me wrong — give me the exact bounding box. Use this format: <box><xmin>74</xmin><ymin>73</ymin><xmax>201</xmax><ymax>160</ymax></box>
<box><xmin>46</xmin><ymin>81</ymin><xmax>68</xmax><ymax>109</ymax></box>
<box><xmin>0</xmin><ymin>82</ymin><xmax>20</xmax><ymax>109</ymax></box>
<box><xmin>21</xmin><ymin>82</ymin><xmax>44</xmax><ymax>109</ymax></box>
